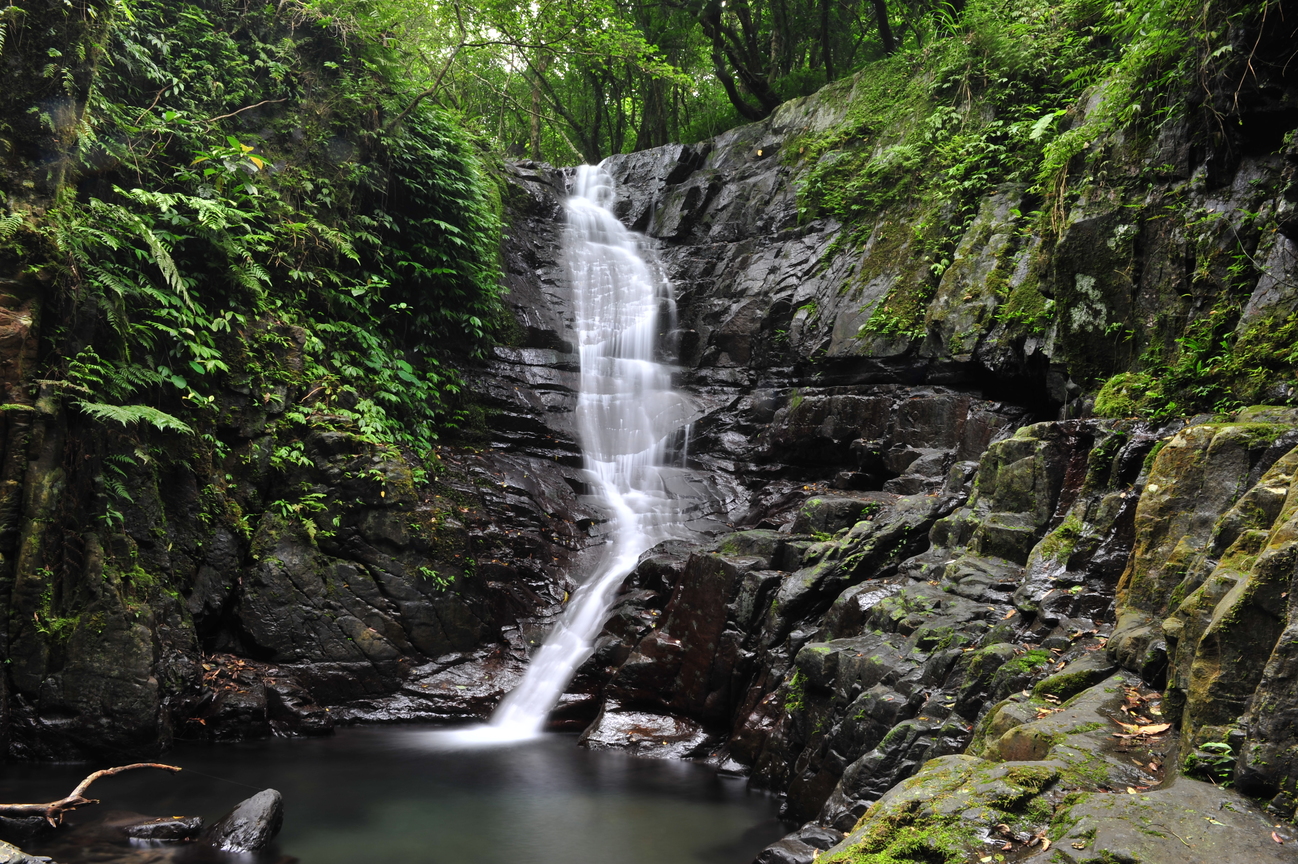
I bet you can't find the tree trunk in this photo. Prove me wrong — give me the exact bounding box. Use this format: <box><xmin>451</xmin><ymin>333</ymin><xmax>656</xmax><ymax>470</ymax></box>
<box><xmin>872</xmin><ymin>0</ymin><xmax>896</xmax><ymax>55</ymax></box>
<box><xmin>635</xmin><ymin>76</ymin><xmax>670</xmax><ymax>151</ymax></box>
<box><xmin>820</xmin><ymin>0</ymin><xmax>834</xmax><ymax>80</ymax></box>
<box><xmin>698</xmin><ymin>0</ymin><xmax>783</xmax><ymax>120</ymax></box>
<box><xmin>530</xmin><ymin>54</ymin><xmax>547</xmax><ymax>160</ymax></box>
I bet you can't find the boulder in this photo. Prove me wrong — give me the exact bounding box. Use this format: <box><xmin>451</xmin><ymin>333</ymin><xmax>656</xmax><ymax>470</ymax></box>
<box><xmin>202</xmin><ymin>789</ymin><xmax>284</xmax><ymax>853</ymax></box>
<box><xmin>1024</xmin><ymin>777</ymin><xmax>1298</xmax><ymax>864</ymax></box>
<box><xmin>578</xmin><ymin>708</ymin><xmax>710</xmax><ymax>758</ymax></box>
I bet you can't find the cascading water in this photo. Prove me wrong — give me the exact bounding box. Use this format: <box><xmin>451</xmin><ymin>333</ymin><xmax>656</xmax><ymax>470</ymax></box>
<box><xmin>446</xmin><ymin>164</ymin><xmax>697</xmax><ymax>744</ymax></box>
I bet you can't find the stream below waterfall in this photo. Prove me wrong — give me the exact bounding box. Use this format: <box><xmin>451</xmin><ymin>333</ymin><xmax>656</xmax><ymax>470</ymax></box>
<box><xmin>1</xmin><ymin>728</ymin><xmax>786</xmax><ymax>863</ymax></box>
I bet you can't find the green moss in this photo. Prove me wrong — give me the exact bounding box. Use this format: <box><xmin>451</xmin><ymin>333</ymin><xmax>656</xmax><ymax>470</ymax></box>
<box><xmin>1036</xmin><ymin>512</ymin><xmax>1084</xmax><ymax>563</ymax></box>
<box><xmin>1033</xmin><ymin>670</ymin><xmax>1099</xmax><ymax>702</ymax></box>
<box><xmin>994</xmin><ymin>255</ymin><xmax>1055</xmax><ymax>337</ymax></box>
<box><xmin>1141</xmin><ymin>439</ymin><xmax>1167</xmax><ymax>477</ymax></box>
<box><xmin>1094</xmin><ymin>372</ymin><xmax>1157</xmax><ymax>417</ymax></box>
<box><xmin>784</xmin><ymin>669</ymin><xmax>808</xmax><ymax>713</ymax></box>
<box><xmin>1003</xmin><ymin>649</ymin><xmax>1052</xmax><ymax>675</ymax></box>
<box><xmin>1057</xmin><ymin>748</ymin><xmax>1113</xmax><ymax>789</ymax></box>
<box><xmin>819</xmin><ymin>814</ymin><xmax>979</xmax><ymax>864</ymax></box>
<box><xmin>1004</xmin><ymin>764</ymin><xmax>1058</xmax><ymax>793</ymax></box>
<box><xmin>1082</xmin><ymin>428</ymin><xmax>1129</xmax><ymax>490</ymax></box>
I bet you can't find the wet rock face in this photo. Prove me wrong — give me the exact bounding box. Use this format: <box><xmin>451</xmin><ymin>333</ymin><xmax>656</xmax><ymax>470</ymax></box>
<box><xmin>557</xmin><ymin>408</ymin><xmax>1298</xmax><ymax>862</ymax></box>
<box><xmin>558</xmin><ymin>410</ymin><xmax>1298</xmax><ymax>861</ymax></box>
<box><xmin>574</xmin><ymin>418</ymin><xmax>1130</xmax><ymax>814</ymax></box>
<box><xmin>0</xmin><ymin>422</ymin><xmax>593</xmax><ymax>757</ymax></box>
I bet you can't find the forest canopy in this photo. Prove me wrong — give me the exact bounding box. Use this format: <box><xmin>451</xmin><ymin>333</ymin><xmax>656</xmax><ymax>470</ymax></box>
<box><xmin>306</xmin><ymin>0</ymin><xmax>956</xmax><ymax>162</ymax></box>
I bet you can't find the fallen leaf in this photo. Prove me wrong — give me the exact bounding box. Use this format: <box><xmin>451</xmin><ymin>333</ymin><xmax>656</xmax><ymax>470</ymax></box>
<box><xmin>1041</xmin><ymin>838</ymin><xmax>1052</xmax><ymax>851</ymax></box>
<box><xmin>1072</xmin><ymin>842</ymin><xmax>1087</xmax><ymax>850</ymax></box>
<box><xmin>1115</xmin><ymin>721</ymin><xmax>1170</xmax><ymax>736</ymax></box>
<box><xmin>1003</xmin><ymin>608</ymin><xmax>1017</xmax><ymax>619</ymax></box>
<box><xmin>1274</xmin><ymin>832</ymin><xmax>1285</xmax><ymax>844</ymax></box>
<box><xmin>1127</xmin><ymin>787</ymin><xmax>1138</xmax><ymax>794</ymax></box>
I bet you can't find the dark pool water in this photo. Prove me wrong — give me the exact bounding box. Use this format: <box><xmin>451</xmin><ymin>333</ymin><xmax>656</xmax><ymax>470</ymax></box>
<box><xmin>0</xmin><ymin>728</ymin><xmax>787</xmax><ymax>864</ymax></box>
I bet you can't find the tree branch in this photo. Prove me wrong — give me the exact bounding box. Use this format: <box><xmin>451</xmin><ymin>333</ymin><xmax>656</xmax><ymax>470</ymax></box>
<box><xmin>204</xmin><ymin>99</ymin><xmax>290</xmax><ymax>125</ymax></box>
<box><xmin>0</xmin><ymin>763</ymin><xmax>182</xmax><ymax>826</ymax></box>
<box><xmin>383</xmin><ymin>43</ymin><xmax>464</xmax><ymax>133</ymax></box>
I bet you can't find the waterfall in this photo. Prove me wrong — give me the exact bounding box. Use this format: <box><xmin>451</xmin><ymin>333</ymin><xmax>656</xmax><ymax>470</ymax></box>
<box><xmin>447</xmin><ymin>164</ymin><xmax>694</xmax><ymax>744</ymax></box>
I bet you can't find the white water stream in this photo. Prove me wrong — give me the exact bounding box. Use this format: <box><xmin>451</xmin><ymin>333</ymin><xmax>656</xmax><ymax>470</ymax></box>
<box><xmin>445</xmin><ymin>164</ymin><xmax>696</xmax><ymax>745</ymax></box>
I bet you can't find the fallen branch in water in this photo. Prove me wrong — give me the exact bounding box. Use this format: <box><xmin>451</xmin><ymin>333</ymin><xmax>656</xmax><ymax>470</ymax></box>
<box><xmin>0</xmin><ymin>763</ymin><xmax>182</xmax><ymax>826</ymax></box>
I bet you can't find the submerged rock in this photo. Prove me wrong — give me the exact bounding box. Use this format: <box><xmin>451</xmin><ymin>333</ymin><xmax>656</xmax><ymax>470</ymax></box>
<box><xmin>122</xmin><ymin>816</ymin><xmax>205</xmax><ymax>842</ymax></box>
<box><xmin>579</xmin><ymin>708</ymin><xmax>711</xmax><ymax>758</ymax></box>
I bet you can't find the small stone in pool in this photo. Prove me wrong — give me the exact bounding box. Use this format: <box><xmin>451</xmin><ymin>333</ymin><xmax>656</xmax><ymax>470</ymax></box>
<box><xmin>123</xmin><ymin>816</ymin><xmax>205</xmax><ymax>842</ymax></box>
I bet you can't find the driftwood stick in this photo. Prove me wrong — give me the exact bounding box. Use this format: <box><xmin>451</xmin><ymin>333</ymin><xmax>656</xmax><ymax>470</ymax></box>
<box><xmin>0</xmin><ymin>763</ymin><xmax>182</xmax><ymax>826</ymax></box>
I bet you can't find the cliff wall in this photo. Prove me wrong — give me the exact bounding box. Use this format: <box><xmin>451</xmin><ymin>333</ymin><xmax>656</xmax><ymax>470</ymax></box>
<box><xmin>474</xmin><ymin>13</ymin><xmax>1298</xmax><ymax>861</ymax></box>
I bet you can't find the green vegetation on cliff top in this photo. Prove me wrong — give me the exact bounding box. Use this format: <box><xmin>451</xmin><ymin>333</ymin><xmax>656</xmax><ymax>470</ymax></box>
<box><xmin>2</xmin><ymin>0</ymin><xmax>503</xmax><ymax>456</ymax></box>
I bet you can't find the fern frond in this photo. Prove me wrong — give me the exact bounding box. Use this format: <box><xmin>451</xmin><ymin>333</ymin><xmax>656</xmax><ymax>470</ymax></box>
<box><xmin>104</xmin><ymin>476</ymin><xmax>135</xmax><ymax>503</ymax></box>
<box><xmin>310</xmin><ymin>220</ymin><xmax>359</xmax><ymax>262</ymax></box>
<box><xmin>76</xmin><ymin>401</ymin><xmax>193</xmax><ymax>434</ymax></box>
<box><xmin>0</xmin><ymin>213</ymin><xmax>22</xmax><ymax>242</ymax></box>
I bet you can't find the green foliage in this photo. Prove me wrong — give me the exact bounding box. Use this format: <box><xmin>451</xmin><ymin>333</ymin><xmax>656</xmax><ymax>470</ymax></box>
<box><xmin>76</xmin><ymin>402</ymin><xmax>194</xmax><ymax>435</ymax></box>
<box><xmin>795</xmin><ymin>0</ymin><xmax>1120</xmax><ymax>227</ymax></box>
<box><xmin>418</xmin><ymin>565</ymin><xmax>453</xmax><ymax>591</ymax></box>
<box><xmin>271</xmin><ymin>489</ymin><xmax>333</xmax><ymax>543</ymax></box>
<box><xmin>1096</xmin><ymin>302</ymin><xmax>1298</xmax><ymax>420</ymax></box>
<box><xmin>0</xmin><ymin>213</ymin><xmax>22</xmax><ymax>241</ymax></box>
<box><xmin>789</xmin><ymin>0</ymin><xmax>1271</xmax><ymax>360</ymax></box>
<box><xmin>784</xmin><ymin>669</ymin><xmax>808</xmax><ymax>712</ymax></box>
<box><xmin>1183</xmin><ymin>740</ymin><xmax>1236</xmax><ymax>785</ymax></box>
<box><xmin>41</xmin><ymin>0</ymin><xmax>503</xmax><ymax>458</ymax></box>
